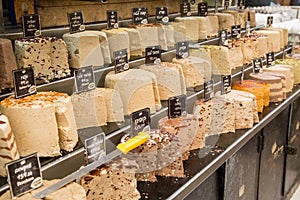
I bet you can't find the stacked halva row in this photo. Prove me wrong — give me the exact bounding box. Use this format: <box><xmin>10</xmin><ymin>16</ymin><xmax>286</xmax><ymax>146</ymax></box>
<box><xmin>0</xmin><ymin>9</ymin><xmax>256</xmax><ymax>91</ymax></box>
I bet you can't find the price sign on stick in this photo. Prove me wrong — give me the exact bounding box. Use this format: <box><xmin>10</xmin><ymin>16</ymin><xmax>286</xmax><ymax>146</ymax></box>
<box><xmin>107</xmin><ymin>10</ymin><xmax>118</xmax><ymax>29</ymax></box>
<box><xmin>145</xmin><ymin>45</ymin><xmax>161</xmax><ymax>64</ymax></box>
<box><xmin>221</xmin><ymin>75</ymin><xmax>232</xmax><ymax>95</ymax></box>
<box><xmin>176</xmin><ymin>41</ymin><xmax>189</xmax><ymax>59</ymax></box>
<box><xmin>22</xmin><ymin>14</ymin><xmax>41</xmax><ymax>38</ymax></box>
<box><xmin>114</xmin><ymin>49</ymin><xmax>129</xmax><ymax>73</ymax></box>
<box><xmin>156</xmin><ymin>7</ymin><xmax>169</xmax><ymax>24</ymax></box>
<box><xmin>168</xmin><ymin>95</ymin><xmax>187</xmax><ymax>119</ymax></box>
<box><xmin>67</xmin><ymin>10</ymin><xmax>85</xmax><ymax>34</ymax></box>
<box><xmin>13</xmin><ymin>67</ymin><xmax>36</xmax><ymax>99</ymax></box>
<box><xmin>130</xmin><ymin>108</ymin><xmax>151</xmax><ymax>136</ymax></box>
<box><xmin>204</xmin><ymin>80</ymin><xmax>214</xmax><ymax>101</ymax></box>
<box><xmin>6</xmin><ymin>153</ymin><xmax>42</xmax><ymax>198</ymax></box>
<box><xmin>132</xmin><ymin>7</ymin><xmax>148</xmax><ymax>25</ymax></box>
<box><xmin>198</xmin><ymin>2</ymin><xmax>208</xmax><ymax>17</ymax></box>
<box><xmin>252</xmin><ymin>58</ymin><xmax>263</xmax><ymax>74</ymax></box>
<box><xmin>85</xmin><ymin>133</ymin><xmax>106</xmax><ymax>164</ymax></box>
<box><xmin>74</xmin><ymin>66</ymin><xmax>96</xmax><ymax>93</ymax></box>
<box><xmin>180</xmin><ymin>2</ymin><xmax>191</xmax><ymax>17</ymax></box>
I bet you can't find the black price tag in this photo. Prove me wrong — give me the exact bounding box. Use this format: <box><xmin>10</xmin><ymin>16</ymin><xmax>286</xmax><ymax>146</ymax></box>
<box><xmin>180</xmin><ymin>2</ymin><xmax>191</xmax><ymax>17</ymax></box>
<box><xmin>107</xmin><ymin>10</ymin><xmax>119</xmax><ymax>29</ymax></box>
<box><xmin>219</xmin><ymin>30</ymin><xmax>228</xmax><ymax>46</ymax></box>
<box><xmin>130</xmin><ymin>108</ymin><xmax>150</xmax><ymax>136</ymax></box>
<box><xmin>67</xmin><ymin>10</ymin><xmax>85</xmax><ymax>34</ymax></box>
<box><xmin>266</xmin><ymin>52</ymin><xmax>275</xmax><ymax>66</ymax></box>
<box><xmin>215</xmin><ymin>0</ymin><xmax>219</xmax><ymax>13</ymax></box>
<box><xmin>168</xmin><ymin>95</ymin><xmax>187</xmax><ymax>119</ymax></box>
<box><xmin>204</xmin><ymin>80</ymin><xmax>214</xmax><ymax>101</ymax></box>
<box><xmin>224</xmin><ymin>0</ymin><xmax>230</xmax><ymax>9</ymax></box>
<box><xmin>6</xmin><ymin>153</ymin><xmax>42</xmax><ymax>198</ymax></box>
<box><xmin>145</xmin><ymin>45</ymin><xmax>161</xmax><ymax>64</ymax></box>
<box><xmin>252</xmin><ymin>58</ymin><xmax>263</xmax><ymax>74</ymax></box>
<box><xmin>198</xmin><ymin>2</ymin><xmax>208</xmax><ymax>17</ymax></box>
<box><xmin>238</xmin><ymin>0</ymin><xmax>245</xmax><ymax>9</ymax></box>
<box><xmin>267</xmin><ymin>16</ymin><xmax>273</xmax><ymax>28</ymax></box>
<box><xmin>176</xmin><ymin>41</ymin><xmax>189</xmax><ymax>59</ymax></box>
<box><xmin>221</xmin><ymin>75</ymin><xmax>232</xmax><ymax>95</ymax></box>
<box><xmin>231</xmin><ymin>25</ymin><xmax>241</xmax><ymax>39</ymax></box>
<box><xmin>74</xmin><ymin>66</ymin><xmax>96</xmax><ymax>94</ymax></box>
<box><xmin>114</xmin><ymin>49</ymin><xmax>129</xmax><ymax>73</ymax></box>
<box><xmin>156</xmin><ymin>7</ymin><xmax>169</xmax><ymax>24</ymax></box>
<box><xmin>22</xmin><ymin>14</ymin><xmax>41</xmax><ymax>38</ymax></box>
<box><xmin>132</xmin><ymin>7</ymin><xmax>148</xmax><ymax>25</ymax></box>
<box><xmin>85</xmin><ymin>133</ymin><xmax>106</xmax><ymax>164</ymax></box>
<box><xmin>13</xmin><ymin>67</ymin><xmax>36</xmax><ymax>99</ymax></box>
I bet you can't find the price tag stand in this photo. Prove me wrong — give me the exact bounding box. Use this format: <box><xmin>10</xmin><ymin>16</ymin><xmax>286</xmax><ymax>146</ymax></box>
<box><xmin>13</xmin><ymin>67</ymin><xmax>37</xmax><ymax>99</ymax></box>
<box><xmin>130</xmin><ymin>108</ymin><xmax>151</xmax><ymax>136</ymax></box>
<box><xmin>6</xmin><ymin>153</ymin><xmax>42</xmax><ymax>198</ymax></box>
<box><xmin>84</xmin><ymin>133</ymin><xmax>106</xmax><ymax>164</ymax></box>
<box><xmin>252</xmin><ymin>58</ymin><xmax>263</xmax><ymax>74</ymax></box>
<box><xmin>176</xmin><ymin>41</ymin><xmax>189</xmax><ymax>59</ymax></box>
<box><xmin>221</xmin><ymin>75</ymin><xmax>232</xmax><ymax>95</ymax></box>
<box><xmin>204</xmin><ymin>80</ymin><xmax>214</xmax><ymax>101</ymax></box>
<box><xmin>132</xmin><ymin>7</ymin><xmax>148</xmax><ymax>25</ymax></box>
<box><xmin>114</xmin><ymin>49</ymin><xmax>129</xmax><ymax>73</ymax></box>
<box><xmin>145</xmin><ymin>45</ymin><xmax>161</xmax><ymax>64</ymax></box>
<box><xmin>168</xmin><ymin>95</ymin><xmax>187</xmax><ymax>118</ymax></box>
<box><xmin>22</xmin><ymin>14</ymin><xmax>41</xmax><ymax>38</ymax></box>
<box><xmin>67</xmin><ymin>10</ymin><xmax>85</xmax><ymax>34</ymax></box>
<box><xmin>74</xmin><ymin>66</ymin><xmax>96</xmax><ymax>94</ymax></box>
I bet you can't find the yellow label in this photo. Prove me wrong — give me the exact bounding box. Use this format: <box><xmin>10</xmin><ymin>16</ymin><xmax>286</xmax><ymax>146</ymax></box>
<box><xmin>117</xmin><ymin>132</ymin><xmax>150</xmax><ymax>154</ymax></box>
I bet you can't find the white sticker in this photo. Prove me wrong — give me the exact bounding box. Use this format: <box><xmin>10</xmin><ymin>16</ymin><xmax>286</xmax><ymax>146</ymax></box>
<box><xmin>141</xmin><ymin>19</ymin><xmax>148</xmax><ymax>24</ymax></box>
<box><xmin>162</xmin><ymin>17</ymin><xmax>169</xmax><ymax>23</ymax></box>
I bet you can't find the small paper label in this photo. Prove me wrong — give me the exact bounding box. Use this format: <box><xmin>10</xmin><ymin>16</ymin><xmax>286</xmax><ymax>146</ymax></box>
<box><xmin>145</xmin><ymin>45</ymin><xmax>161</xmax><ymax>64</ymax></box>
<box><xmin>224</xmin><ymin>0</ymin><xmax>230</xmax><ymax>9</ymax></box>
<box><xmin>267</xmin><ymin>16</ymin><xmax>273</xmax><ymax>28</ymax></box>
<box><xmin>231</xmin><ymin>25</ymin><xmax>241</xmax><ymax>39</ymax></box>
<box><xmin>85</xmin><ymin>133</ymin><xmax>106</xmax><ymax>164</ymax></box>
<box><xmin>252</xmin><ymin>58</ymin><xmax>263</xmax><ymax>74</ymax></box>
<box><xmin>204</xmin><ymin>80</ymin><xmax>214</xmax><ymax>101</ymax></box>
<box><xmin>107</xmin><ymin>10</ymin><xmax>119</xmax><ymax>29</ymax></box>
<box><xmin>13</xmin><ymin>67</ymin><xmax>37</xmax><ymax>99</ymax></box>
<box><xmin>221</xmin><ymin>75</ymin><xmax>232</xmax><ymax>95</ymax></box>
<box><xmin>168</xmin><ymin>95</ymin><xmax>187</xmax><ymax>119</ymax></box>
<box><xmin>156</xmin><ymin>7</ymin><xmax>169</xmax><ymax>24</ymax></box>
<box><xmin>114</xmin><ymin>49</ymin><xmax>129</xmax><ymax>73</ymax></box>
<box><xmin>180</xmin><ymin>2</ymin><xmax>191</xmax><ymax>17</ymax></box>
<box><xmin>176</xmin><ymin>41</ymin><xmax>189</xmax><ymax>59</ymax></box>
<box><xmin>22</xmin><ymin>14</ymin><xmax>41</xmax><ymax>38</ymax></box>
<box><xmin>219</xmin><ymin>30</ymin><xmax>228</xmax><ymax>46</ymax></box>
<box><xmin>74</xmin><ymin>66</ymin><xmax>96</xmax><ymax>94</ymax></box>
<box><xmin>6</xmin><ymin>153</ymin><xmax>42</xmax><ymax>198</ymax></box>
<box><xmin>241</xmin><ymin>66</ymin><xmax>245</xmax><ymax>83</ymax></box>
<box><xmin>132</xmin><ymin>7</ymin><xmax>148</xmax><ymax>25</ymax></box>
<box><xmin>68</xmin><ymin>10</ymin><xmax>85</xmax><ymax>34</ymax></box>
<box><xmin>198</xmin><ymin>2</ymin><xmax>208</xmax><ymax>17</ymax></box>
<box><xmin>130</xmin><ymin>108</ymin><xmax>151</xmax><ymax>136</ymax></box>
<box><xmin>266</xmin><ymin>52</ymin><xmax>275</xmax><ymax>66</ymax></box>
<box><xmin>246</xmin><ymin>21</ymin><xmax>251</xmax><ymax>35</ymax></box>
